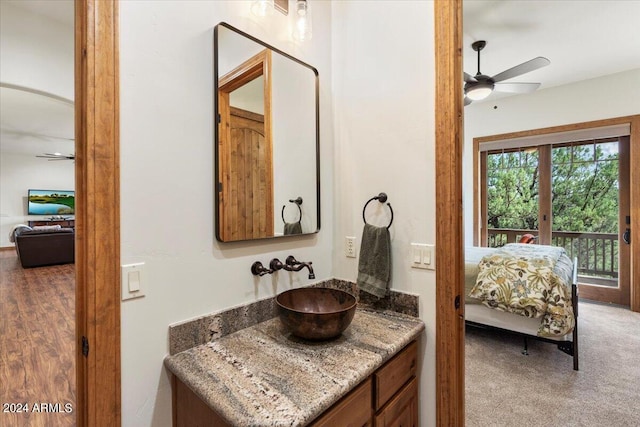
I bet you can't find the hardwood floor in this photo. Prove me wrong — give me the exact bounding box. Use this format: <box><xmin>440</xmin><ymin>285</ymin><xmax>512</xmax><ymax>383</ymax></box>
<box><xmin>0</xmin><ymin>249</ymin><xmax>76</xmax><ymax>427</ymax></box>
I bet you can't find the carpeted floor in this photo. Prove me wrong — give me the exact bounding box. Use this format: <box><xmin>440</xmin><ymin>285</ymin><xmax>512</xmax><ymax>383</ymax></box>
<box><xmin>465</xmin><ymin>301</ymin><xmax>640</xmax><ymax>426</ymax></box>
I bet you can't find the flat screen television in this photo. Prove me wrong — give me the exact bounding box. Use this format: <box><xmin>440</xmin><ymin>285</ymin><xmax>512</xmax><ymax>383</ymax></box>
<box><xmin>28</xmin><ymin>189</ymin><xmax>75</xmax><ymax>215</ymax></box>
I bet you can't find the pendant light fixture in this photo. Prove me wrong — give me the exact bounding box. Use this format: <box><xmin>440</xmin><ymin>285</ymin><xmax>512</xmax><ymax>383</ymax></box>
<box><xmin>292</xmin><ymin>0</ymin><xmax>312</xmax><ymax>41</ymax></box>
<box><xmin>251</xmin><ymin>0</ymin><xmax>274</xmax><ymax>17</ymax></box>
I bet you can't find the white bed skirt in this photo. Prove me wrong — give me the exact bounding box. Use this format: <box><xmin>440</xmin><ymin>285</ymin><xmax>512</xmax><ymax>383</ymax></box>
<box><xmin>465</xmin><ymin>304</ymin><xmax>572</xmax><ymax>342</ymax></box>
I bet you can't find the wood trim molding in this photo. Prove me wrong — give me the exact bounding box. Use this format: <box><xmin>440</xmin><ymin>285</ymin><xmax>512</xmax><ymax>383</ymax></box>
<box><xmin>537</xmin><ymin>145</ymin><xmax>552</xmax><ymax>246</ymax></box>
<box><xmin>479</xmin><ymin>151</ymin><xmax>487</xmax><ymax>246</ymax></box>
<box><xmin>474</xmin><ymin>115</ymin><xmax>639</xmax><ymax>144</ymax></box>
<box><xmin>472</xmin><ymin>140</ymin><xmax>479</xmax><ymax>246</ymax></box>
<box><xmin>219</xmin><ymin>49</ymin><xmax>270</xmax><ymax>92</ymax></box>
<box><xmin>75</xmin><ymin>1</ymin><xmax>121</xmax><ymax>425</ymax></box>
<box><xmin>630</xmin><ymin>116</ymin><xmax>640</xmax><ymax>312</ymax></box>
<box><xmin>434</xmin><ymin>0</ymin><xmax>465</xmax><ymax>425</ymax></box>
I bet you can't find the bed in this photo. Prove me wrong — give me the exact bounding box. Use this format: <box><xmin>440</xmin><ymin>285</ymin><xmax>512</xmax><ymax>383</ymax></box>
<box><xmin>465</xmin><ymin>243</ymin><xmax>579</xmax><ymax>370</ymax></box>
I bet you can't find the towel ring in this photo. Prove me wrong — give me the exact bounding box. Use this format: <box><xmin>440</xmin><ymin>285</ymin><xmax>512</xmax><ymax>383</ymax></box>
<box><xmin>282</xmin><ymin>197</ymin><xmax>303</xmax><ymax>223</ymax></box>
<box><xmin>362</xmin><ymin>192</ymin><xmax>394</xmax><ymax>229</ymax></box>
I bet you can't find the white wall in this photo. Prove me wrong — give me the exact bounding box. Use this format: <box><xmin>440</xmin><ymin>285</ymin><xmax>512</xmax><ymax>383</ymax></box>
<box><xmin>118</xmin><ymin>1</ymin><xmax>333</xmax><ymax>426</ymax></box>
<box><xmin>0</xmin><ymin>1</ymin><xmax>74</xmax><ymax>100</ymax></box>
<box><xmin>463</xmin><ymin>68</ymin><xmax>640</xmax><ymax>245</ymax></box>
<box><xmin>331</xmin><ymin>2</ymin><xmax>436</xmax><ymax>426</ymax></box>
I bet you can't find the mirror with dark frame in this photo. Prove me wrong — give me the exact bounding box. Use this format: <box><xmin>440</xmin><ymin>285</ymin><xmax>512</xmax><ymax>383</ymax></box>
<box><xmin>214</xmin><ymin>22</ymin><xmax>319</xmax><ymax>242</ymax></box>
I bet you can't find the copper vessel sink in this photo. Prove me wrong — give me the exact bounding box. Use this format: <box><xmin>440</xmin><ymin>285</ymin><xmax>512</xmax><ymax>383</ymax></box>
<box><xmin>276</xmin><ymin>288</ymin><xmax>357</xmax><ymax>340</ymax></box>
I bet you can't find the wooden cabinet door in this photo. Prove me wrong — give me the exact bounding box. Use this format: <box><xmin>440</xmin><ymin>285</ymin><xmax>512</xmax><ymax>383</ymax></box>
<box><xmin>174</xmin><ymin>377</ymin><xmax>231</xmax><ymax>427</ymax></box>
<box><xmin>374</xmin><ymin>377</ymin><xmax>417</xmax><ymax>427</ymax></box>
<box><xmin>310</xmin><ymin>378</ymin><xmax>372</xmax><ymax>427</ymax></box>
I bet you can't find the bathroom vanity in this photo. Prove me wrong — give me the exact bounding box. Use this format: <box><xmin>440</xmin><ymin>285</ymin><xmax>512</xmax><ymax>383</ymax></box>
<box><xmin>165</xmin><ymin>308</ymin><xmax>424</xmax><ymax>426</ymax></box>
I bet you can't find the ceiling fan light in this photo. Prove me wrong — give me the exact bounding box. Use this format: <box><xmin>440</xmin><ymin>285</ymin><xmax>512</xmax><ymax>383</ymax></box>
<box><xmin>466</xmin><ymin>83</ymin><xmax>494</xmax><ymax>101</ymax></box>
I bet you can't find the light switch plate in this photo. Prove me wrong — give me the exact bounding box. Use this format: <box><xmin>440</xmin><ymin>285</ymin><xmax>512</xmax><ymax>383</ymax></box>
<box><xmin>121</xmin><ymin>262</ymin><xmax>145</xmax><ymax>300</ymax></box>
<box><xmin>410</xmin><ymin>243</ymin><xmax>429</xmax><ymax>269</ymax></box>
<box><xmin>423</xmin><ymin>244</ymin><xmax>435</xmax><ymax>270</ymax></box>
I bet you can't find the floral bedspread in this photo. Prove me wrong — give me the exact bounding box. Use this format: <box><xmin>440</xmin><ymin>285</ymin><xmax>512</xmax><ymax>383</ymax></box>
<box><xmin>468</xmin><ymin>243</ymin><xmax>575</xmax><ymax>337</ymax></box>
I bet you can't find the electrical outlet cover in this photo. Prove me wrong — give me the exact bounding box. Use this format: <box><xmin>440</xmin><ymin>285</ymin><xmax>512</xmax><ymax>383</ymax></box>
<box><xmin>345</xmin><ymin>236</ymin><xmax>356</xmax><ymax>258</ymax></box>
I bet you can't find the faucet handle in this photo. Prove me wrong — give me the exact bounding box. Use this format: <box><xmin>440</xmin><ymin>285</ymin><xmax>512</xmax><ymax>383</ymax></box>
<box><xmin>251</xmin><ymin>261</ymin><xmax>273</xmax><ymax>276</ymax></box>
<box><xmin>285</xmin><ymin>255</ymin><xmax>299</xmax><ymax>266</ymax></box>
<box><xmin>270</xmin><ymin>258</ymin><xmax>285</xmax><ymax>271</ymax></box>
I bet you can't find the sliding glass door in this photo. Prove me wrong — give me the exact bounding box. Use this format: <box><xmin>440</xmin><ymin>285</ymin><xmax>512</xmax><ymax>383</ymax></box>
<box><xmin>481</xmin><ymin>137</ymin><xmax>630</xmax><ymax>305</ymax></box>
<box><xmin>553</xmin><ymin>137</ymin><xmax>630</xmax><ymax>305</ymax></box>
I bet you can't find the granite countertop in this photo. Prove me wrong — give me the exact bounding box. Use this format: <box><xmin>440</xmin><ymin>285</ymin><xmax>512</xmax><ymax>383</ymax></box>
<box><xmin>164</xmin><ymin>308</ymin><xmax>425</xmax><ymax>427</ymax></box>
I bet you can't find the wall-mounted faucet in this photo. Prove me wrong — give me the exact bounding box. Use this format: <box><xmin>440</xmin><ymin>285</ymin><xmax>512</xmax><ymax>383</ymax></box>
<box><xmin>250</xmin><ymin>261</ymin><xmax>273</xmax><ymax>276</ymax></box>
<box><xmin>257</xmin><ymin>256</ymin><xmax>315</xmax><ymax>279</ymax></box>
<box><xmin>285</xmin><ymin>255</ymin><xmax>315</xmax><ymax>279</ymax></box>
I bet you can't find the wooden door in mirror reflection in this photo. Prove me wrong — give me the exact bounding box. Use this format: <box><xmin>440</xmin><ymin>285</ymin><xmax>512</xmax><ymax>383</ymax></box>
<box><xmin>218</xmin><ymin>49</ymin><xmax>273</xmax><ymax>241</ymax></box>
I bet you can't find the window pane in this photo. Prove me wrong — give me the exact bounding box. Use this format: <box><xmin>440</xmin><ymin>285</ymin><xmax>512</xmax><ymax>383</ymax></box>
<box><xmin>523</xmin><ymin>149</ymin><xmax>538</xmax><ymax>167</ymax></box>
<box><xmin>503</xmin><ymin>151</ymin><xmax>520</xmax><ymax>168</ymax></box>
<box><xmin>487</xmin><ymin>151</ymin><xmax>539</xmax><ymax>235</ymax></box>
<box><xmin>552</xmin><ymin>143</ymin><xmax>619</xmax><ymax>234</ymax></box>
<box><xmin>596</xmin><ymin>141</ymin><xmax>619</xmax><ymax>160</ymax></box>
<box><xmin>551</xmin><ymin>140</ymin><xmax>620</xmax><ymax>284</ymax></box>
<box><xmin>572</xmin><ymin>143</ymin><xmax>595</xmax><ymax>163</ymax></box>
<box><xmin>552</xmin><ymin>146</ymin><xmax>571</xmax><ymax>163</ymax></box>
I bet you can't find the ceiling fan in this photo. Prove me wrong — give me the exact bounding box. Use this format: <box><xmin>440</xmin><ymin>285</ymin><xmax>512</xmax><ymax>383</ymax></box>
<box><xmin>36</xmin><ymin>152</ymin><xmax>75</xmax><ymax>161</ymax></box>
<box><xmin>464</xmin><ymin>40</ymin><xmax>550</xmax><ymax>105</ymax></box>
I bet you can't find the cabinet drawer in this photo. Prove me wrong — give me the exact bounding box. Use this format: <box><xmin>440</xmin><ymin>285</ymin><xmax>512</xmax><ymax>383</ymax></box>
<box><xmin>374</xmin><ymin>377</ymin><xmax>418</xmax><ymax>427</ymax></box>
<box><xmin>374</xmin><ymin>341</ymin><xmax>417</xmax><ymax>410</ymax></box>
<box><xmin>310</xmin><ymin>377</ymin><xmax>372</xmax><ymax>427</ymax></box>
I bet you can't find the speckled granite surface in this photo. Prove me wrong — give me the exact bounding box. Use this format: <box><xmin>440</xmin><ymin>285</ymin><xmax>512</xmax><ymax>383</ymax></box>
<box><xmin>165</xmin><ymin>308</ymin><xmax>424</xmax><ymax>427</ymax></box>
<box><xmin>169</xmin><ymin>279</ymin><xmax>419</xmax><ymax>355</ymax></box>
<box><xmin>169</xmin><ymin>296</ymin><xmax>278</xmax><ymax>355</ymax></box>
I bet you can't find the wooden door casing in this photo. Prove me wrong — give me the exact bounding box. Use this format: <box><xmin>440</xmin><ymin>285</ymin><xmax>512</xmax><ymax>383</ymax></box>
<box><xmin>434</xmin><ymin>0</ymin><xmax>466</xmax><ymax>425</ymax></box>
<box><xmin>75</xmin><ymin>0</ymin><xmax>121</xmax><ymax>425</ymax></box>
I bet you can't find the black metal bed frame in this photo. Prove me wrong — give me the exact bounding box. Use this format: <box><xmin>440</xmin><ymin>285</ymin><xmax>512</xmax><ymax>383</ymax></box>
<box><xmin>465</xmin><ymin>258</ymin><xmax>579</xmax><ymax>371</ymax></box>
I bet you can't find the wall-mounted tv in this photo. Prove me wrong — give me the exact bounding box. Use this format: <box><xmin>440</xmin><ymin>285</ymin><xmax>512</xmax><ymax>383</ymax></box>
<box><xmin>28</xmin><ymin>189</ymin><xmax>75</xmax><ymax>215</ymax></box>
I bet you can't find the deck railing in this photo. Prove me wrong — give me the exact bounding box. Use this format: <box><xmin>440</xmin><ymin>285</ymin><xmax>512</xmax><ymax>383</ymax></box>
<box><xmin>487</xmin><ymin>228</ymin><xmax>618</xmax><ymax>283</ymax></box>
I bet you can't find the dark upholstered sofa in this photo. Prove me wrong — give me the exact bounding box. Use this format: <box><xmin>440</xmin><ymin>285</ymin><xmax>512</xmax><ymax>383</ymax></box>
<box><xmin>15</xmin><ymin>228</ymin><xmax>75</xmax><ymax>268</ymax></box>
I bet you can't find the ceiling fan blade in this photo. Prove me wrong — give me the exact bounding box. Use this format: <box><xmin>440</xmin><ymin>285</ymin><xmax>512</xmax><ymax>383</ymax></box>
<box><xmin>36</xmin><ymin>153</ymin><xmax>75</xmax><ymax>160</ymax></box>
<box><xmin>491</xmin><ymin>56</ymin><xmax>550</xmax><ymax>83</ymax></box>
<box><xmin>464</xmin><ymin>72</ymin><xmax>477</xmax><ymax>83</ymax></box>
<box><xmin>1</xmin><ymin>129</ymin><xmax>74</xmax><ymax>141</ymax></box>
<box><xmin>494</xmin><ymin>82</ymin><xmax>541</xmax><ymax>94</ymax></box>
